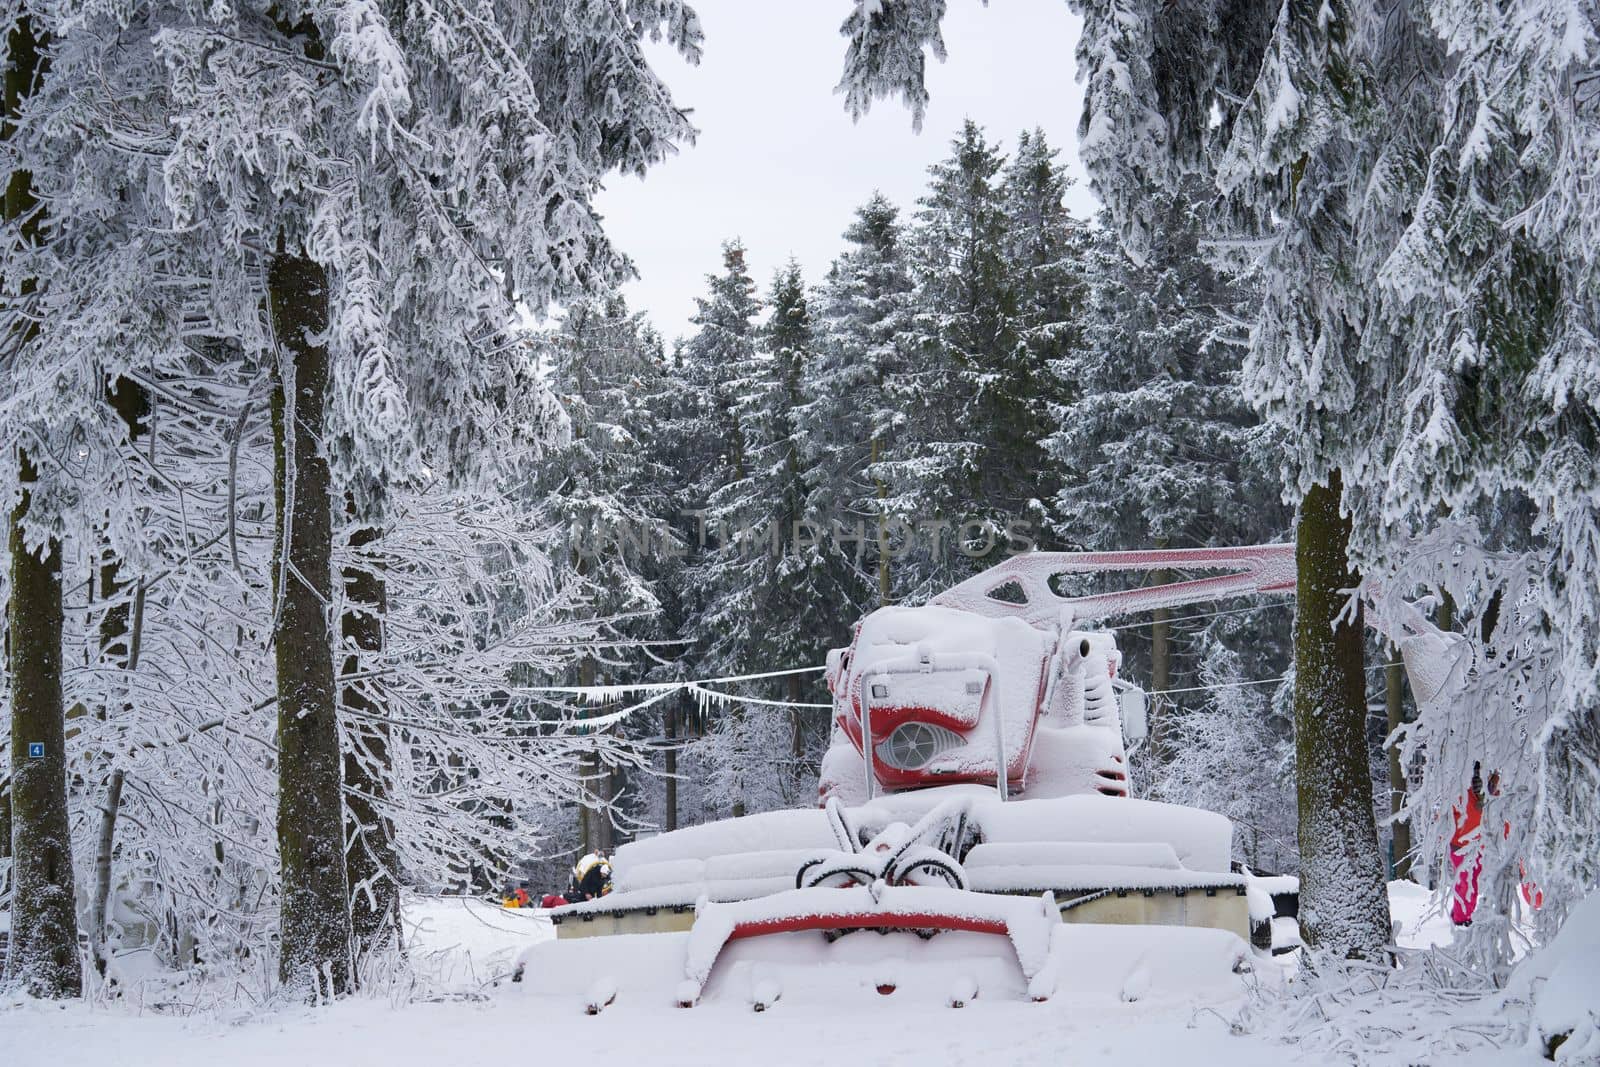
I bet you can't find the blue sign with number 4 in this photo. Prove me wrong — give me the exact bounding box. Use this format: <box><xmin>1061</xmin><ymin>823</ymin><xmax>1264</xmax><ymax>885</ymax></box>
<box><xmin>28</xmin><ymin>742</ymin><xmax>44</xmax><ymax>758</ymax></box>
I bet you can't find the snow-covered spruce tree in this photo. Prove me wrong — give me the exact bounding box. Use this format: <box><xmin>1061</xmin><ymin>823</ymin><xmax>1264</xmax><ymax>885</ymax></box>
<box><xmin>673</xmin><ymin>242</ymin><xmax>766</xmax><ymax>817</ymax></box>
<box><xmin>803</xmin><ymin>193</ymin><xmax>917</xmax><ymax>608</ymax></box>
<box><xmin>889</xmin><ymin>120</ymin><xmax>1024</xmax><ymax>595</ymax></box>
<box><xmin>1049</xmin><ymin>187</ymin><xmax>1288</xmax><ymax>754</ymax></box>
<box><xmin>681</xmin><ymin>262</ymin><xmax>837</xmax><ymax>815</ymax></box>
<box><xmin>535</xmin><ymin>292</ymin><xmax>677</xmax><ymax>852</ymax></box>
<box><xmin>178</xmin><ymin>0</ymin><xmax>696</xmax><ymax>997</ymax></box>
<box><xmin>759</xmin><ymin>263</ymin><xmax>845</xmax><ymax>769</ymax></box>
<box><xmin>1001</xmin><ymin>127</ymin><xmax>1090</xmax><ymax>468</ymax></box>
<box><xmin>1049</xmin><ymin>191</ymin><xmax>1271</xmax><ymax>558</ymax></box>
<box><xmin>1060</xmin><ymin>0</ymin><xmax>1600</xmax><ymax>964</ymax></box>
<box><xmin>3</xmin><ymin>0</ymin><xmax>701</xmax><ymax>996</ymax></box>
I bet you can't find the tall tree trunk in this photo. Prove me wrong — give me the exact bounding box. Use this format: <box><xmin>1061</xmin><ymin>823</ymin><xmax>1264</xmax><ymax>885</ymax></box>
<box><xmin>4</xmin><ymin>11</ymin><xmax>82</xmax><ymax>1000</ymax></box>
<box><xmin>788</xmin><ymin>673</ymin><xmax>804</xmax><ymax>803</ymax></box>
<box><xmin>87</xmin><ymin>377</ymin><xmax>148</xmax><ymax>976</ymax></box>
<box><xmin>5</xmin><ymin>450</ymin><xmax>82</xmax><ymax>998</ymax></box>
<box><xmin>1385</xmin><ymin>648</ymin><xmax>1412</xmax><ymax>881</ymax></box>
<box><xmin>1149</xmin><ymin>546</ymin><xmax>1172</xmax><ymax>764</ymax></box>
<box><xmin>1293</xmin><ymin>474</ymin><xmax>1390</xmax><ymax>959</ymax></box>
<box><xmin>663</xmin><ymin>701</ymin><xmax>678</xmax><ymax>833</ymax></box>
<box><xmin>88</xmin><ymin>770</ymin><xmax>125</xmax><ymax>974</ymax></box>
<box><xmin>604</xmin><ymin>768</ymin><xmax>620</xmax><ymax>851</ymax></box>
<box><xmin>269</xmin><ymin>251</ymin><xmax>351</xmax><ymax>998</ymax></box>
<box><xmin>872</xmin><ymin>437</ymin><xmax>890</xmax><ymax>606</ymax></box>
<box><xmin>577</xmin><ymin>656</ymin><xmax>601</xmax><ymax>853</ymax></box>
<box><xmin>341</xmin><ymin>521</ymin><xmax>400</xmax><ymax>975</ymax></box>
<box><xmin>1</xmin><ymin>789</ymin><xmax>11</xmax><ymax>880</ymax></box>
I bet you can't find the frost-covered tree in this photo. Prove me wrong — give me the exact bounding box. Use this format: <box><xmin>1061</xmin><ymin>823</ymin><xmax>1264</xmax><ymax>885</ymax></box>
<box><xmin>1002</xmin><ymin>128</ymin><xmax>1090</xmax><ymax>438</ymax></box>
<box><xmin>681</xmin><ymin>263</ymin><xmax>837</xmax><ymax>815</ymax></box>
<box><xmin>3</xmin><ymin>0</ymin><xmax>702</xmax><ymax>995</ymax></box>
<box><xmin>671</xmin><ymin>242</ymin><xmax>764</xmax><ymax>815</ymax></box>
<box><xmin>536</xmin><ymin>293</ymin><xmax>676</xmax><ymax>852</ymax></box>
<box><xmin>1150</xmin><ymin>641</ymin><xmax>1298</xmax><ymax>873</ymax></box>
<box><xmin>889</xmin><ymin>120</ymin><xmax>1023</xmax><ymax>592</ymax></box>
<box><xmin>1067</xmin><ymin>0</ymin><xmax>1600</xmax><ymax>965</ymax></box>
<box><xmin>803</xmin><ymin>193</ymin><xmax>917</xmax><ymax>607</ymax></box>
<box><xmin>1050</xmin><ymin>188</ymin><xmax>1288</xmax><ymax>746</ymax></box>
<box><xmin>677</xmin><ymin>241</ymin><xmax>761</xmax><ymax>510</ymax></box>
<box><xmin>3</xmin><ymin>9</ymin><xmax>81</xmax><ymax>999</ymax></box>
<box><xmin>1051</xmin><ymin>192</ymin><xmax>1270</xmax><ymax>556</ymax></box>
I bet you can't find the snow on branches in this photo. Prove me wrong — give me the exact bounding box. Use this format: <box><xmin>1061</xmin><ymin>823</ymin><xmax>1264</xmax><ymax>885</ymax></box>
<box><xmin>1363</xmin><ymin>522</ymin><xmax>1591</xmax><ymax>977</ymax></box>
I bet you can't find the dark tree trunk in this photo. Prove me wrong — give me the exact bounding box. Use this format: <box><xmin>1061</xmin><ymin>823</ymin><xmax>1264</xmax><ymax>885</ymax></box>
<box><xmin>1385</xmin><ymin>649</ymin><xmax>1412</xmax><ymax>881</ymax></box>
<box><xmin>4</xmin><ymin>11</ymin><xmax>82</xmax><ymax>1000</ymax></box>
<box><xmin>88</xmin><ymin>377</ymin><xmax>148</xmax><ymax>976</ymax></box>
<box><xmin>788</xmin><ymin>673</ymin><xmax>804</xmax><ymax>803</ymax></box>
<box><xmin>269</xmin><ymin>251</ymin><xmax>351</xmax><ymax>997</ymax></box>
<box><xmin>5</xmin><ymin>451</ymin><xmax>83</xmax><ymax>998</ymax></box>
<box><xmin>1293</xmin><ymin>474</ymin><xmax>1391</xmax><ymax>959</ymax></box>
<box><xmin>663</xmin><ymin>700</ymin><xmax>678</xmax><ymax>833</ymax></box>
<box><xmin>341</xmin><ymin>521</ymin><xmax>400</xmax><ymax>975</ymax></box>
<box><xmin>1149</xmin><ymin>554</ymin><xmax>1172</xmax><ymax>764</ymax></box>
<box><xmin>88</xmin><ymin>770</ymin><xmax>125</xmax><ymax>975</ymax></box>
<box><xmin>873</xmin><ymin>438</ymin><xmax>891</xmax><ymax>606</ymax></box>
<box><xmin>576</xmin><ymin>656</ymin><xmax>607</xmax><ymax>853</ymax></box>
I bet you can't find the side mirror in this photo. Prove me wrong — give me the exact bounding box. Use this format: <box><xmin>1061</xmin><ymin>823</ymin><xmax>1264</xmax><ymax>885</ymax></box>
<box><xmin>1119</xmin><ymin>686</ymin><xmax>1148</xmax><ymax>745</ymax></box>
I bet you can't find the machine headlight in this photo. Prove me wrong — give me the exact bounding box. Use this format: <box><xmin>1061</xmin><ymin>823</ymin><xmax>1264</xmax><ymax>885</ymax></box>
<box><xmin>876</xmin><ymin>721</ymin><xmax>964</xmax><ymax>770</ymax></box>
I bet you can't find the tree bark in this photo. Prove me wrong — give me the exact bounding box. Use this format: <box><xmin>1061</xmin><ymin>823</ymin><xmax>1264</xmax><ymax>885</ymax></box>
<box><xmin>5</xmin><ymin>450</ymin><xmax>83</xmax><ymax>998</ymax></box>
<box><xmin>568</xmin><ymin>545</ymin><xmax>613</xmax><ymax>854</ymax></box>
<box><xmin>1293</xmin><ymin>473</ymin><xmax>1391</xmax><ymax>959</ymax></box>
<box><xmin>1149</xmin><ymin>551</ymin><xmax>1172</xmax><ymax>764</ymax></box>
<box><xmin>873</xmin><ymin>437</ymin><xmax>891</xmax><ymax>606</ymax></box>
<box><xmin>88</xmin><ymin>770</ymin><xmax>125</xmax><ymax>975</ymax></box>
<box><xmin>341</xmin><ymin>521</ymin><xmax>400</xmax><ymax>975</ymax></box>
<box><xmin>269</xmin><ymin>251</ymin><xmax>351</xmax><ymax>998</ymax></box>
<box><xmin>4</xmin><ymin>11</ymin><xmax>82</xmax><ymax>1000</ymax></box>
<box><xmin>87</xmin><ymin>376</ymin><xmax>148</xmax><ymax>976</ymax></box>
<box><xmin>788</xmin><ymin>673</ymin><xmax>804</xmax><ymax>804</ymax></box>
<box><xmin>1385</xmin><ymin>649</ymin><xmax>1412</xmax><ymax>881</ymax></box>
<box><xmin>663</xmin><ymin>700</ymin><xmax>678</xmax><ymax>833</ymax></box>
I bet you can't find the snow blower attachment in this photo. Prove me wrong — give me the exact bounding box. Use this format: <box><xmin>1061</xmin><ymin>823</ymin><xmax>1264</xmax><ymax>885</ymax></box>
<box><xmin>523</xmin><ymin>545</ymin><xmax>1354</xmax><ymax>1008</ymax></box>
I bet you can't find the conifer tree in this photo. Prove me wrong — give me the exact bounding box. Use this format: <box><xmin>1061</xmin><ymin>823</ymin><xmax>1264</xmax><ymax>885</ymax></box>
<box><xmin>894</xmin><ymin>120</ymin><xmax>1020</xmax><ymax>592</ymax></box>
<box><xmin>674</xmin><ymin>242</ymin><xmax>763</xmax><ymax>815</ymax></box>
<box><xmin>1002</xmin><ymin>128</ymin><xmax>1090</xmax><ymax>449</ymax></box>
<box><xmin>804</xmin><ymin>194</ymin><xmax>917</xmax><ymax>608</ymax></box>
<box><xmin>539</xmin><ymin>292</ymin><xmax>677</xmax><ymax>850</ymax></box>
<box><xmin>1049</xmin><ymin>189</ymin><xmax>1288</xmax><ymax>716</ymax></box>
<box><xmin>686</xmin><ymin>263</ymin><xmax>836</xmax><ymax>812</ymax></box>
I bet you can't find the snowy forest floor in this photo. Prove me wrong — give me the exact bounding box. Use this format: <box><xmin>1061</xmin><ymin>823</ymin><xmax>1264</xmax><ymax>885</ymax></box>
<box><xmin>1</xmin><ymin>884</ymin><xmax>1545</xmax><ymax>1067</ymax></box>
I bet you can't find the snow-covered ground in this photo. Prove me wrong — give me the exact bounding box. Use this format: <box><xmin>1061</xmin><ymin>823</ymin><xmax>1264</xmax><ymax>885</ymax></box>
<box><xmin>0</xmin><ymin>885</ymin><xmax>1554</xmax><ymax>1067</ymax></box>
<box><xmin>1388</xmin><ymin>877</ymin><xmax>1459</xmax><ymax>949</ymax></box>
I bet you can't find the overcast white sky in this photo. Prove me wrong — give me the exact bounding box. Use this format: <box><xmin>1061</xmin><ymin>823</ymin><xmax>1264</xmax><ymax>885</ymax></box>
<box><xmin>593</xmin><ymin>0</ymin><xmax>1094</xmax><ymax>340</ymax></box>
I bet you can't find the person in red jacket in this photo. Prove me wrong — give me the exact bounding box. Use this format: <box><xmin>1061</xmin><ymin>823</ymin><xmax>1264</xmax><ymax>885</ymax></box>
<box><xmin>1450</xmin><ymin>766</ymin><xmax>1485</xmax><ymax>925</ymax></box>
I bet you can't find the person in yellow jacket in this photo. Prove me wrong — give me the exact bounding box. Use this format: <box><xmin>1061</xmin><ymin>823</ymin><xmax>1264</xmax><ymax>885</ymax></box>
<box><xmin>569</xmin><ymin>852</ymin><xmax>612</xmax><ymax>902</ymax></box>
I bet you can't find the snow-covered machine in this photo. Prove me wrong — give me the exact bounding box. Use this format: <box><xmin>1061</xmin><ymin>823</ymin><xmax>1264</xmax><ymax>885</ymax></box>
<box><xmin>521</xmin><ymin>547</ymin><xmax>1302</xmax><ymax>1008</ymax></box>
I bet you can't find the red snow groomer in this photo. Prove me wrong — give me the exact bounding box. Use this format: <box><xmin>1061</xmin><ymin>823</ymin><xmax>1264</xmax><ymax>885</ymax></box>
<box><xmin>524</xmin><ymin>547</ymin><xmax>1318</xmax><ymax>1010</ymax></box>
<box><xmin>821</xmin><ymin>545</ymin><xmax>1296</xmax><ymax>804</ymax></box>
